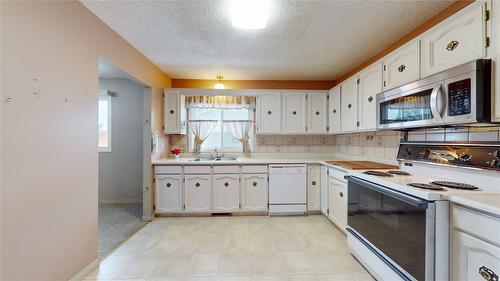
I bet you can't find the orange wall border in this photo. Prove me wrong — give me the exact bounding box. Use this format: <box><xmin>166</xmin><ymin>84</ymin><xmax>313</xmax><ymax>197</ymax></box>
<box><xmin>171</xmin><ymin>79</ymin><xmax>336</xmax><ymax>90</ymax></box>
<box><xmin>335</xmin><ymin>0</ymin><xmax>475</xmax><ymax>85</ymax></box>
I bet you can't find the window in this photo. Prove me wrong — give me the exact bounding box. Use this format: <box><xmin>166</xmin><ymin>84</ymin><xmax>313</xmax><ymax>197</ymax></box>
<box><xmin>98</xmin><ymin>90</ymin><xmax>112</xmax><ymax>152</ymax></box>
<box><xmin>189</xmin><ymin>108</ymin><xmax>253</xmax><ymax>152</ymax></box>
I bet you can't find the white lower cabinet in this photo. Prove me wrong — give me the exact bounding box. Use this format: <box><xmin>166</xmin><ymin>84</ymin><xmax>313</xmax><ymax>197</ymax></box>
<box><xmin>184</xmin><ymin>175</ymin><xmax>211</xmax><ymax>212</ymax></box>
<box><xmin>320</xmin><ymin>165</ymin><xmax>329</xmax><ymax>216</ymax></box>
<box><xmin>451</xmin><ymin>205</ymin><xmax>500</xmax><ymax>281</ymax></box>
<box><xmin>155</xmin><ymin>175</ymin><xmax>183</xmax><ymax>213</ymax></box>
<box><xmin>241</xmin><ymin>174</ymin><xmax>268</xmax><ymax>211</ymax></box>
<box><xmin>328</xmin><ymin>175</ymin><xmax>348</xmax><ymax>232</ymax></box>
<box><xmin>213</xmin><ymin>174</ymin><xmax>240</xmax><ymax>212</ymax></box>
<box><xmin>307</xmin><ymin>165</ymin><xmax>321</xmax><ymax>211</ymax></box>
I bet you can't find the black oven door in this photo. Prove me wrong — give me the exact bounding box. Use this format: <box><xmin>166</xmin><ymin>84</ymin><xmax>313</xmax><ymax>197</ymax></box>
<box><xmin>346</xmin><ymin>176</ymin><xmax>435</xmax><ymax>281</ymax></box>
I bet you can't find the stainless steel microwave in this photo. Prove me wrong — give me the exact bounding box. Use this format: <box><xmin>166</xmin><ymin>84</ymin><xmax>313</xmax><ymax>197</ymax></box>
<box><xmin>376</xmin><ymin>59</ymin><xmax>491</xmax><ymax>130</ymax></box>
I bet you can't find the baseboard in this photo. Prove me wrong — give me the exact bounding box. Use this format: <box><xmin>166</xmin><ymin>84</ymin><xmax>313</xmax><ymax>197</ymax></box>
<box><xmin>142</xmin><ymin>214</ymin><xmax>154</xmax><ymax>221</ymax></box>
<box><xmin>69</xmin><ymin>258</ymin><xmax>99</xmax><ymax>281</ymax></box>
<box><xmin>98</xmin><ymin>198</ymin><xmax>142</xmax><ymax>204</ymax></box>
<box><xmin>306</xmin><ymin>210</ymin><xmax>322</xmax><ymax>215</ymax></box>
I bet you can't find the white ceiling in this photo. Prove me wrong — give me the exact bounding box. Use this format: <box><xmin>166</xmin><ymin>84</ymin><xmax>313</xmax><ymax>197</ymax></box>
<box><xmin>83</xmin><ymin>0</ymin><xmax>454</xmax><ymax>81</ymax></box>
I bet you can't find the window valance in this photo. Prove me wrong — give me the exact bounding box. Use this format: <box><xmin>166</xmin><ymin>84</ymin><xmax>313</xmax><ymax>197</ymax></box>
<box><xmin>185</xmin><ymin>96</ymin><xmax>256</xmax><ymax>109</ymax></box>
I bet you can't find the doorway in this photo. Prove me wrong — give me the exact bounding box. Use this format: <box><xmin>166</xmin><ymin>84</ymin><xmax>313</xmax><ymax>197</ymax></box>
<box><xmin>97</xmin><ymin>59</ymin><xmax>151</xmax><ymax>259</ymax></box>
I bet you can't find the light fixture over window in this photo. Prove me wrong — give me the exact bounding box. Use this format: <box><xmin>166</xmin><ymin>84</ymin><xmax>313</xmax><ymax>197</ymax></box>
<box><xmin>231</xmin><ymin>0</ymin><xmax>269</xmax><ymax>29</ymax></box>
<box><xmin>214</xmin><ymin>75</ymin><xmax>225</xmax><ymax>89</ymax></box>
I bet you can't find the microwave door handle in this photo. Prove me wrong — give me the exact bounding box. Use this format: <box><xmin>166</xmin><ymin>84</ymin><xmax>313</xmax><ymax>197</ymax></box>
<box><xmin>430</xmin><ymin>84</ymin><xmax>445</xmax><ymax>120</ymax></box>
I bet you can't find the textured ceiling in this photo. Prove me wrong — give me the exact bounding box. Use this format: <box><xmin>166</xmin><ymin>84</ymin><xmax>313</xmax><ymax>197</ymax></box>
<box><xmin>83</xmin><ymin>0</ymin><xmax>454</xmax><ymax>80</ymax></box>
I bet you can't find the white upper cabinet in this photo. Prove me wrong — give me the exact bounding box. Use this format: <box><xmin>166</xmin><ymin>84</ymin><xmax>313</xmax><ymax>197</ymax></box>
<box><xmin>328</xmin><ymin>86</ymin><xmax>341</xmax><ymax>134</ymax></box>
<box><xmin>358</xmin><ymin>62</ymin><xmax>383</xmax><ymax>131</ymax></box>
<box><xmin>282</xmin><ymin>92</ymin><xmax>307</xmax><ymax>134</ymax></box>
<box><xmin>340</xmin><ymin>77</ymin><xmax>359</xmax><ymax>132</ymax></box>
<box><xmin>213</xmin><ymin>174</ymin><xmax>240</xmax><ymax>212</ymax></box>
<box><xmin>163</xmin><ymin>89</ymin><xmax>186</xmax><ymax>135</ymax></box>
<box><xmin>494</xmin><ymin>0</ymin><xmax>500</xmax><ymax>122</ymax></box>
<box><xmin>256</xmin><ymin>92</ymin><xmax>282</xmax><ymax>134</ymax></box>
<box><xmin>421</xmin><ymin>2</ymin><xmax>487</xmax><ymax>77</ymax></box>
<box><xmin>383</xmin><ymin>41</ymin><xmax>420</xmax><ymax>90</ymax></box>
<box><xmin>307</xmin><ymin>91</ymin><xmax>328</xmax><ymax>134</ymax></box>
<box><xmin>155</xmin><ymin>175</ymin><xmax>183</xmax><ymax>213</ymax></box>
<box><xmin>184</xmin><ymin>175</ymin><xmax>211</xmax><ymax>212</ymax></box>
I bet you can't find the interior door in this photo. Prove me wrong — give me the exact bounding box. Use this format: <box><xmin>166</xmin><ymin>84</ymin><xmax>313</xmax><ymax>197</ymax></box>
<box><xmin>213</xmin><ymin>175</ymin><xmax>240</xmax><ymax>212</ymax></box>
<box><xmin>307</xmin><ymin>91</ymin><xmax>328</xmax><ymax>134</ymax></box>
<box><xmin>358</xmin><ymin>62</ymin><xmax>383</xmax><ymax>131</ymax></box>
<box><xmin>282</xmin><ymin>92</ymin><xmax>307</xmax><ymax>134</ymax></box>
<box><xmin>328</xmin><ymin>86</ymin><xmax>341</xmax><ymax>134</ymax></box>
<box><xmin>340</xmin><ymin>77</ymin><xmax>358</xmax><ymax>132</ymax></box>
<box><xmin>184</xmin><ymin>175</ymin><xmax>211</xmax><ymax>212</ymax></box>
<box><xmin>257</xmin><ymin>92</ymin><xmax>281</xmax><ymax>134</ymax></box>
<box><xmin>421</xmin><ymin>2</ymin><xmax>486</xmax><ymax>77</ymax></box>
<box><xmin>383</xmin><ymin>41</ymin><xmax>420</xmax><ymax>90</ymax></box>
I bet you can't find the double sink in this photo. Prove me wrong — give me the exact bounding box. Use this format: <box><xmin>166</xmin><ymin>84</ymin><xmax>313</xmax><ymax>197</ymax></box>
<box><xmin>190</xmin><ymin>157</ymin><xmax>238</xmax><ymax>162</ymax></box>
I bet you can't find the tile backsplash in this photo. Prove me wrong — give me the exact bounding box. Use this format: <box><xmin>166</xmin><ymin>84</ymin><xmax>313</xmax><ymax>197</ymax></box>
<box><xmin>408</xmin><ymin>127</ymin><xmax>500</xmax><ymax>142</ymax></box>
<box><xmin>253</xmin><ymin>135</ymin><xmax>335</xmax><ymax>153</ymax></box>
<box><xmin>333</xmin><ymin>131</ymin><xmax>402</xmax><ymax>162</ymax></box>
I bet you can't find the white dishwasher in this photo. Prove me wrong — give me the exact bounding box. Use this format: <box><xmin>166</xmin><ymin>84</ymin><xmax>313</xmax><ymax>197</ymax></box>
<box><xmin>268</xmin><ymin>164</ymin><xmax>307</xmax><ymax>215</ymax></box>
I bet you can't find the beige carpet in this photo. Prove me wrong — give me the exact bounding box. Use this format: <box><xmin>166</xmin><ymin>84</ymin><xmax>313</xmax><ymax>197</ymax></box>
<box><xmin>98</xmin><ymin>204</ymin><xmax>147</xmax><ymax>260</ymax></box>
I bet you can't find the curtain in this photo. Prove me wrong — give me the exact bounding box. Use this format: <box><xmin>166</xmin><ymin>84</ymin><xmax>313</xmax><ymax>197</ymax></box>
<box><xmin>189</xmin><ymin>120</ymin><xmax>218</xmax><ymax>154</ymax></box>
<box><xmin>186</xmin><ymin>96</ymin><xmax>256</xmax><ymax>109</ymax></box>
<box><xmin>224</xmin><ymin>120</ymin><xmax>252</xmax><ymax>157</ymax></box>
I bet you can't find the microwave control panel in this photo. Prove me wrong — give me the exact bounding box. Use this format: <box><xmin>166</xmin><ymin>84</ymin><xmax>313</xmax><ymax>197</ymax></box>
<box><xmin>447</xmin><ymin>78</ymin><xmax>472</xmax><ymax>116</ymax></box>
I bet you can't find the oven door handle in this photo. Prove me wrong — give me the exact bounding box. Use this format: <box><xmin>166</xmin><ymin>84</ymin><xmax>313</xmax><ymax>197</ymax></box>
<box><xmin>345</xmin><ymin>176</ymin><xmax>429</xmax><ymax>209</ymax></box>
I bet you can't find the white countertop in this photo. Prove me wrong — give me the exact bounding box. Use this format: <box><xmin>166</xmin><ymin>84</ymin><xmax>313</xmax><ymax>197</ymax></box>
<box><xmin>153</xmin><ymin>157</ymin><xmax>344</xmax><ymax>166</ymax></box>
<box><xmin>448</xmin><ymin>194</ymin><xmax>500</xmax><ymax>217</ymax></box>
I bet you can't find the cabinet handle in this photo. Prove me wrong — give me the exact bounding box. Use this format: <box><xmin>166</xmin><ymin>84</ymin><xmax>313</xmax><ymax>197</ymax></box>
<box><xmin>479</xmin><ymin>266</ymin><xmax>498</xmax><ymax>281</ymax></box>
<box><xmin>195</xmin><ymin>182</ymin><xmax>200</xmax><ymax>187</ymax></box>
<box><xmin>252</xmin><ymin>182</ymin><xmax>258</xmax><ymax>187</ymax></box>
<box><xmin>397</xmin><ymin>64</ymin><xmax>406</xmax><ymax>73</ymax></box>
<box><xmin>312</xmin><ymin>181</ymin><xmax>316</xmax><ymax>186</ymax></box>
<box><xmin>315</xmin><ymin>111</ymin><xmax>320</xmax><ymax>115</ymax></box>
<box><xmin>169</xmin><ymin>109</ymin><xmax>174</xmax><ymax>114</ymax></box>
<box><xmin>333</xmin><ymin>109</ymin><xmax>337</xmax><ymax>114</ymax></box>
<box><xmin>166</xmin><ymin>183</ymin><xmax>171</xmax><ymax>188</ymax></box>
<box><xmin>446</xmin><ymin>40</ymin><xmax>459</xmax><ymax>51</ymax></box>
<box><xmin>339</xmin><ymin>192</ymin><xmax>344</xmax><ymax>198</ymax></box>
<box><xmin>224</xmin><ymin>182</ymin><xmax>229</xmax><ymax>187</ymax></box>
<box><xmin>347</xmin><ymin>104</ymin><xmax>352</xmax><ymax>109</ymax></box>
<box><xmin>267</xmin><ymin>110</ymin><xmax>272</xmax><ymax>115</ymax></box>
<box><xmin>292</xmin><ymin>110</ymin><xmax>297</xmax><ymax>115</ymax></box>
<box><xmin>368</xmin><ymin>96</ymin><xmax>373</xmax><ymax>103</ymax></box>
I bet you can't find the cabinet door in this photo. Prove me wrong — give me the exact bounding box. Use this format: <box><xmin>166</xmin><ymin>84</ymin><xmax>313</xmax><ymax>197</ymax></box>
<box><xmin>320</xmin><ymin>165</ymin><xmax>329</xmax><ymax>216</ymax></box>
<box><xmin>358</xmin><ymin>62</ymin><xmax>383</xmax><ymax>131</ymax></box>
<box><xmin>282</xmin><ymin>92</ymin><xmax>307</xmax><ymax>134</ymax></box>
<box><xmin>340</xmin><ymin>77</ymin><xmax>358</xmax><ymax>132</ymax></box>
<box><xmin>307</xmin><ymin>91</ymin><xmax>328</xmax><ymax>134</ymax></box>
<box><xmin>155</xmin><ymin>175</ymin><xmax>183</xmax><ymax>213</ymax></box>
<box><xmin>184</xmin><ymin>175</ymin><xmax>211</xmax><ymax>212</ymax></box>
<box><xmin>163</xmin><ymin>90</ymin><xmax>186</xmax><ymax>135</ymax></box>
<box><xmin>307</xmin><ymin>165</ymin><xmax>321</xmax><ymax>211</ymax></box>
<box><xmin>383</xmin><ymin>41</ymin><xmax>420</xmax><ymax>90</ymax></box>
<box><xmin>494</xmin><ymin>0</ymin><xmax>500</xmax><ymax>122</ymax></box>
<box><xmin>451</xmin><ymin>230</ymin><xmax>500</xmax><ymax>281</ymax></box>
<box><xmin>421</xmin><ymin>2</ymin><xmax>486</xmax><ymax>77</ymax></box>
<box><xmin>256</xmin><ymin>92</ymin><xmax>281</xmax><ymax>134</ymax></box>
<box><xmin>213</xmin><ymin>174</ymin><xmax>240</xmax><ymax>212</ymax></box>
<box><xmin>329</xmin><ymin>177</ymin><xmax>348</xmax><ymax>232</ymax></box>
<box><xmin>328</xmin><ymin>86</ymin><xmax>341</xmax><ymax>134</ymax></box>
<box><xmin>241</xmin><ymin>174</ymin><xmax>268</xmax><ymax>211</ymax></box>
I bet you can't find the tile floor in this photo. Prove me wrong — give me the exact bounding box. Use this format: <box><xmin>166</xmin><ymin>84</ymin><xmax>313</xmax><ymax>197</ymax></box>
<box><xmin>85</xmin><ymin>215</ymin><xmax>374</xmax><ymax>281</ymax></box>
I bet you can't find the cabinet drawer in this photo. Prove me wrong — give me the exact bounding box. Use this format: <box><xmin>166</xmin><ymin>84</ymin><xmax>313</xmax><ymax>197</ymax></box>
<box><xmin>241</xmin><ymin>165</ymin><xmax>268</xmax><ymax>174</ymax></box>
<box><xmin>184</xmin><ymin>165</ymin><xmax>211</xmax><ymax>174</ymax></box>
<box><xmin>452</xmin><ymin>204</ymin><xmax>500</xmax><ymax>246</ymax></box>
<box><xmin>213</xmin><ymin>165</ymin><xmax>240</xmax><ymax>174</ymax></box>
<box><xmin>155</xmin><ymin>165</ymin><xmax>183</xmax><ymax>174</ymax></box>
<box><xmin>328</xmin><ymin>167</ymin><xmax>347</xmax><ymax>182</ymax></box>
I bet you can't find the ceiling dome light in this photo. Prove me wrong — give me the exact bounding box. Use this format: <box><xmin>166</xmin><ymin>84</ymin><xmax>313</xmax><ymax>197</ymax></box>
<box><xmin>214</xmin><ymin>75</ymin><xmax>225</xmax><ymax>89</ymax></box>
<box><xmin>231</xmin><ymin>0</ymin><xmax>269</xmax><ymax>29</ymax></box>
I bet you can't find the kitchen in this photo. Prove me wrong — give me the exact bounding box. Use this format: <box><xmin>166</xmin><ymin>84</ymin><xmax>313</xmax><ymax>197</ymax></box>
<box><xmin>1</xmin><ymin>0</ymin><xmax>500</xmax><ymax>281</ymax></box>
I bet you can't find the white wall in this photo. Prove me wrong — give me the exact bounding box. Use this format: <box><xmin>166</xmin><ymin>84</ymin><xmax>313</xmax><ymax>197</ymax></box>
<box><xmin>99</xmin><ymin>78</ymin><xmax>143</xmax><ymax>204</ymax></box>
<box><xmin>0</xmin><ymin>1</ymin><xmax>170</xmax><ymax>280</ymax></box>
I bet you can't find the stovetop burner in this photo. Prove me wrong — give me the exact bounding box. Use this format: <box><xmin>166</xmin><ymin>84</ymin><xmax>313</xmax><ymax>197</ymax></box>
<box><xmin>363</xmin><ymin>170</ymin><xmax>393</xmax><ymax>177</ymax></box>
<box><xmin>407</xmin><ymin>183</ymin><xmax>446</xmax><ymax>191</ymax></box>
<box><xmin>387</xmin><ymin>170</ymin><xmax>411</xmax><ymax>176</ymax></box>
<box><xmin>431</xmin><ymin>181</ymin><xmax>479</xmax><ymax>190</ymax></box>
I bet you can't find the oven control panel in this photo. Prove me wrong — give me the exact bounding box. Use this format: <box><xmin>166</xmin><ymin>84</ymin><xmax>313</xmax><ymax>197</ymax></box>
<box><xmin>398</xmin><ymin>143</ymin><xmax>500</xmax><ymax>170</ymax></box>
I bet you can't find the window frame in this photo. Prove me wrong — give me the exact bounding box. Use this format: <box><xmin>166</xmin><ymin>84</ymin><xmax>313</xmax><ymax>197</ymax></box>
<box><xmin>188</xmin><ymin>108</ymin><xmax>254</xmax><ymax>153</ymax></box>
<box><xmin>98</xmin><ymin>90</ymin><xmax>112</xmax><ymax>153</ymax></box>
